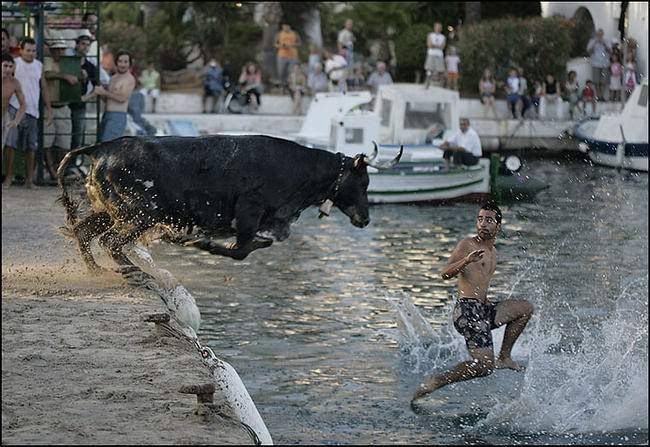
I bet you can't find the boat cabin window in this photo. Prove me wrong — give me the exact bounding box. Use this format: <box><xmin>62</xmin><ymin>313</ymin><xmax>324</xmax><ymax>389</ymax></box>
<box><xmin>403</xmin><ymin>102</ymin><xmax>450</xmax><ymax>130</ymax></box>
<box><xmin>638</xmin><ymin>84</ymin><xmax>648</xmax><ymax>107</ymax></box>
<box><xmin>345</xmin><ymin>128</ymin><xmax>364</xmax><ymax>143</ymax></box>
<box><xmin>381</xmin><ymin>99</ymin><xmax>392</xmax><ymax>126</ymax></box>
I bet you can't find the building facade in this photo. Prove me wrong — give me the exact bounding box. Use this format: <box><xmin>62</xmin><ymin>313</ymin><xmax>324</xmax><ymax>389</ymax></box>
<box><xmin>541</xmin><ymin>2</ymin><xmax>648</xmax><ymax>79</ymax></box>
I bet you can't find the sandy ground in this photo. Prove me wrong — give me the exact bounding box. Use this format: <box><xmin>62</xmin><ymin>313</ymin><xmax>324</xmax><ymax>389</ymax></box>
<box><xmin>2</xmin><ymin>185</ymin><xmax>252</xmax><ymax>444</ymax></box>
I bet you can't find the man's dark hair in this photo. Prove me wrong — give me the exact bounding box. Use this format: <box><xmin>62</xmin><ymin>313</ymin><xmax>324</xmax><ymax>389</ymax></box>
<box><xmin>114</xmin><ymin>49</ymin><xmax>133</xmax><ymax>67</ymax></box>
<box><xmin>480</xmin><ymin>200</ymin><xmax>502</xmax><ymax>224</ymax></box>
<box><xmin>2</xmin><ymin>52</ymin><xmax>15</xmax><ymax>64</ymax></box>
<box><xmin>20</xmin><ymin>37</ymin><xmax>36</xmax><ymax>48</ymax></box>
<box><xmin>82</xmin><ymin>12</ymin><xmax>97</xmax><ymax>22</ymax></box>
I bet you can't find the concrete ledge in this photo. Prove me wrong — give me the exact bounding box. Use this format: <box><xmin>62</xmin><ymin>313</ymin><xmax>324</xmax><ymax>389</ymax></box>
<box><xmin>142</xmin><ymin>113</ymin><xmax>304</xmax><ymax>136</ymax></box>
<box><xmin>141</xmin><ymin>91</ymin><xmax>624</xmax><ymax>152</ymax></box>
<box><xmin>147</xmin><ymin>90</ymin><xmax>624</xmax><ymax>119</ymax></box>
<box><xmin>146</xmin><ymin>91</ymin><xmax>312</xmax><ymax>116</ymax></box>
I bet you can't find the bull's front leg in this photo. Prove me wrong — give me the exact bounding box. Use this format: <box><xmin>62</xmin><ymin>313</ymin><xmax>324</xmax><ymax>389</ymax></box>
<box><xmin>184</xmin><ymin>236</ymin><xmax>272</xmax><ymax>260</ymax></box>
<box><xmin>184</xmin><ymin>203</ymin><xmax>272</xmax><ymax>260</ymax></box>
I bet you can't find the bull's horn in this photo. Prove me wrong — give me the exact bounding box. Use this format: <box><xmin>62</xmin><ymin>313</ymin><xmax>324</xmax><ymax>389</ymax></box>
<box><xmin>367</xmin><ymin>145</ymin><xmax>403</xmax><ymax>170</ymax></box>
<box><xmin>365</xmin><ymin>141</ymin><xmax>379</xmax><ymax>164</ymax></box>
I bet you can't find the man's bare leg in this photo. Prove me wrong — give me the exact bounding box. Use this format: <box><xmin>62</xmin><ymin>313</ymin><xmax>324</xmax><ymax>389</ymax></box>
<box><xmin>44</xmin><ymin>147</ymin><xmax>59</xmax><ymax>180</ymax></box>
<box><xmin>24</xmin><ymin>151</ymin><xmax>35</xmax><ymax>188</ymax></box>
<box><xmin>494</xmin><ymin>299</ymin><xmax>534</xmax><ymax>371</ymax></box>
<box><xmin>412</xmin><ymin>347</ymin><xmax>494</xmax><ymax>403</ymax></box>
<box><xmin>3</xmin><ymin>146</ymin><xmax>15</xmax><ymax>188</ymax></box>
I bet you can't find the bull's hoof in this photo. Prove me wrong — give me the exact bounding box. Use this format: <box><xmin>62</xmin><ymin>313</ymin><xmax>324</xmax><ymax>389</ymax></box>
<box><xmin>120</xmin><ymin>268</ymin><xmax>156</xmax><ymax>288</ymax></box>
<box><xmin>115</xmin><ymin>265</ymin><xmax>141</xmax><ymax>274</ymax></box>
<box><xmin>252</xmin><ymin>238</ymin><xmax>273</xmax><ymax>249</ymax></box>
<box><xmin>87</xmin><ymin>264</ymin><xmax>110</xmax><ymax>275</ymax></box>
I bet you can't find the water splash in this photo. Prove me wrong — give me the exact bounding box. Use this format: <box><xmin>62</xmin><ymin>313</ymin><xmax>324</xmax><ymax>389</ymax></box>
<box><xmin>383</xmin><ymin>290</ymin><xmax>467</xmax><ymax>374</ymax></box>
<box><xmin>477</xmin><ymin>275</ymin><xmax>648</xmax><ymax>434</ymax></box>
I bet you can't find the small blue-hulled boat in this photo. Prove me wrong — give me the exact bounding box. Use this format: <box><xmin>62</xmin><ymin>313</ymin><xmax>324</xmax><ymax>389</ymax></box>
<box><xmin>573</xmin><ymin>79</ymin><xmax>648</xmax><ymax>172</ymax></box>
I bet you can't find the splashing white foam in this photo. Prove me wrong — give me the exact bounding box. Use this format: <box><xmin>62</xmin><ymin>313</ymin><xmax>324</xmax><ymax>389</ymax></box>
<box><xmin>384</xmin><ymin>291</ymin><xmax>467</xmax><ymax>374</ymax></box>
<box><xmin>477</xmin><ymin>275</ymin><xmax>648</xmax><ymax>434</ymax></box>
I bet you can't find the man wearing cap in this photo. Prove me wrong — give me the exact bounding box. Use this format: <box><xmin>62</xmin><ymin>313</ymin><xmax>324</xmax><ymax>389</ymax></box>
<box><xmin>68</xmin><ymin>34</ymin><xmax>98</xmax><ymax>155</ymax></box>
<box><xmin>42</xmin><ymin>39</ymin><xmax>78</xmax><ymax>182</ymax></box>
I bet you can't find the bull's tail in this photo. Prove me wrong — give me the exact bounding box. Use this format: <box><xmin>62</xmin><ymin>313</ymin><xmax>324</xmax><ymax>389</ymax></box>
<box><xmin>56</xmin><ymin>144</ymin><xmax>100</xmax><ymax>229</ymax></box>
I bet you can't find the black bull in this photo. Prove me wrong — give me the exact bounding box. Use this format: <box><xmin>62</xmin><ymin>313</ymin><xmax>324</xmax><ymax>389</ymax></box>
<box><xmin>57</xmin><ymin>135</ymin><xmax>402</xmax><ymax>283</ymax></box>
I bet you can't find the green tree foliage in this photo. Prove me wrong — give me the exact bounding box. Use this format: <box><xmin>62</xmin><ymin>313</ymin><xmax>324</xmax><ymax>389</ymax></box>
<box><xmin>320</xmin><ymin>2</ymin><xmax>418</xmax><ymax>55</ymax></box>
<box><xmin>412</xmin><ymin>2</ymin><xmax>464</xmax><ymax>27</ymax></box>
<box><xmin>393</xmin><ymin>23</ymin><xmax>431</xmax><ymax>82</ymax></box>
<box><xmin>480</xmin><ymin>1</ymin><xmax>541</xmax><ymax>19</ymax></box>
<box><xmin>99</xmin><ymin>2</ymin><xmax>261</xmax><ymax>73</ymax></box>
<box><xmin>457</xmin><ymin>17</ymin><xmax>572</xmax><ymax>96</ymax></box>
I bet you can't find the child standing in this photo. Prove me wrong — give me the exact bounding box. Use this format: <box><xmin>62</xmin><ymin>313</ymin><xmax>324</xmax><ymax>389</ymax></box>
<box><xmin>531</xmin><ymin>80</ymin><xmax>543</xmax><ymax>118</ymax></box>
<box><xmin>445</xmin><ymin>46</ymin><xmax>460</xmax><ymax>91</ymax></box>
<box><xmin>623</xmin><ymin>55</ymin><xmax>638</xmax><ymax>101</ymax></box>
<box><xmin>609</xmin><ymin>53</ymin><xmax>623</xmax><ymax>102</ymax></box>
<box><xmin>288</xmin><ymin>63</ymin><xmax>307</xmax><ymax>115</ymax></box>
<box><xmin>564</xmin><ymin>70</ymin><xmax>582</xmax><ymax>120</ymax></box>
<box><xmin>581</xmin><ymin>80</ymin><xmax>596</xmax><ymax>115</ymax></box>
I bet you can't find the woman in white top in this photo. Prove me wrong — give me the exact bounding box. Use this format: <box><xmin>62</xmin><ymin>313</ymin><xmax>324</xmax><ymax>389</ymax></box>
<box><xmin>424</xmin><ymin>22</ymin><xmax>446</xmax><ymax>88</ymax></box>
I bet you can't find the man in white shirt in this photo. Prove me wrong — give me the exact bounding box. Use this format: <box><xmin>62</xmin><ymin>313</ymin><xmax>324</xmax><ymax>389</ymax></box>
<box><xmin>4</xmin><ymin>37</ymin><xmax>53</xmax><ymax>188</ymax></box>
<box><xmin>366</xmin><ymin>61</ymin><xmax>393</xmax><ymax>94</ymax></box>
<box><xmin>424</xmin><ymin>22</ymin><xmax>446</xmax><ymax>88</ymax></box>
<box><xmin>586</xmin><ymin>29</ymin><xmax>611</xmax><ymax>100</ymax></box>
<box><xmin>324</xmin><ymin>48</ymin><xmax>348</xmax><ymax>92</ymax></box>
<box><xmin>440</xmin><ymin>118</ymin><xmax>482</xmax><ymax>170</ymax></box>
<box><xmin>337</xmin><ymin>19</ymin><xmax>355</xmax><ymax>67</ymax></box>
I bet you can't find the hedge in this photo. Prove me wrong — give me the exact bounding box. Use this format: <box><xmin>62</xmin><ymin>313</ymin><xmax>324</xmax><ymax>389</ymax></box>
<box><xmin>394</xmin><ymin>23</ymin><xmax>432</xmax><ymax>82</ymax></box>
<box><xmin>456</xmin><ymin>16</ymin><xmax>573</xmax><ymax>97</ymax></box>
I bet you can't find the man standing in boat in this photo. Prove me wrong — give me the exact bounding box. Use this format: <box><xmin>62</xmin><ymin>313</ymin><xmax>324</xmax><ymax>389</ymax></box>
<box><xmin>439</xmin><ymin>117</ymin><xmax>482</xmax><ymax>170</ymax></box>
<box><xmin>411</xmin><ymin>201</ymin><xmax>534</xmax><ymax>404</ymax></box>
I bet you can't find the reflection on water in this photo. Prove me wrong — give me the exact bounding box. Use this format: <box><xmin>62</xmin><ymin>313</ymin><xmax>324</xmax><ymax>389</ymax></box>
<box><xmin>150</xmin><ymin>159</ymin><xmax>648</xmax><ymax>445</ymax></box>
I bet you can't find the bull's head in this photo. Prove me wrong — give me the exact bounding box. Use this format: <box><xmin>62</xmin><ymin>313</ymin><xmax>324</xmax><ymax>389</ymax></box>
<box><xmin>324</xmin><ymin>143</ymin><xmax>403</xmax><ymax>228</ymax></box>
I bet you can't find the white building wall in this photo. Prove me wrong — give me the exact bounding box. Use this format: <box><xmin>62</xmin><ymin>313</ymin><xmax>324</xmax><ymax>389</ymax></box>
<box><xmin>627</xmin><ymin>2</ymin><xmax>648</xmax><ymax>77</ymax></box>
<box><xmin>541</xmin><ymin>2</ymin><xmax>647</xmax><ymax>78</ymax></box>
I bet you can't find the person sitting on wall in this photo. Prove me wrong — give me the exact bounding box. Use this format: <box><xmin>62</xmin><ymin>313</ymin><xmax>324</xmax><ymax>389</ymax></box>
<box><xmin>439</xmin><ymin>117</ymin><xmax>482</xmax><ymax>170</ymax></box>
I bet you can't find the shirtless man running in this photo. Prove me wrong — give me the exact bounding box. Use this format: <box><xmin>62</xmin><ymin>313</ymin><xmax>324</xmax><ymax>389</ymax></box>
<box><xmin>412</xmin><ymin>201</ymin><xmax>534</xmax><ymax>403</ymax></box>
<box><xmin>2</xmin><ymin>52</ymin><xmax>26</xmax><ymax>154</ymax></box>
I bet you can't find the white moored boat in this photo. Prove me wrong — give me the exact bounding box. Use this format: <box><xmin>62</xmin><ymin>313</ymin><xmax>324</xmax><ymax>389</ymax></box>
<box><xmin>573</xmin><ymin>79</ymin><xmax>648</xmax><ymax>172</ymax></box>
<box><xmin>293</xmin><ymin>84</ymin><xmax>491</xmax><ymax>204</ymax></box>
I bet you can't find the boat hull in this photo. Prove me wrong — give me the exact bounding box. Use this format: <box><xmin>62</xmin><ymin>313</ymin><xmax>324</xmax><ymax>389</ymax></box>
<box><xmin>367</xmin><ymin>159</ymin><xmax>490</xmax><ymax>204</ymax></box>
<box><xmin>585</xmin><ymin>139</ymin><xmax>649</xmax><ymax>172</ymax></box>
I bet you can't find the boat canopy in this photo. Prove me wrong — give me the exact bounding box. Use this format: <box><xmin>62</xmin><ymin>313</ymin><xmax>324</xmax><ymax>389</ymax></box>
<box><xmin>374</xmin><ymin>83</ymin><xmax>461</xmax><ymax>145</ymax></box>
<box><xmin>595</xmin><ymin>79</ymin><xmax>648</xmax><ymax>143</ymax></box>
<box><xmin>294</xmin><ymin>91</ymin><xmax>373</xmax><ymax>145</ymax></box>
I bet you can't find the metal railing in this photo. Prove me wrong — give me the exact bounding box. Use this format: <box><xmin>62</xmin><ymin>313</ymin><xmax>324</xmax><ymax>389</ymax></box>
<box><xmin>2</xmin><ymin>1</ymin><xmax>101</xmax><ymax>183</ymax></box>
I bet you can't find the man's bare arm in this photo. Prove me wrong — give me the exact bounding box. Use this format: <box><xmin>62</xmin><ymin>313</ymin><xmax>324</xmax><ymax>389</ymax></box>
<box><xmin>40</xmin><ymin>72</ymin><xmax>53</xmax><ymax>124</ymax></box>
<box><xmin>45</xmin><ymin>70</ymin><xmax>78</xmax><ymax>85</ymax></box>
<box><xmin>11</xmin><ymin>80</ymin><xmax>27</xmax><ymax>126</ymax></box>
<box><xmin>97</xmin><ymin>76</ymin><xmax>135</xmax><ymax>103</ymax></box>
<box><xmin>441</xmin><ymin>240</ymin><xmax>484</xmax><ymax>280</ymax></box>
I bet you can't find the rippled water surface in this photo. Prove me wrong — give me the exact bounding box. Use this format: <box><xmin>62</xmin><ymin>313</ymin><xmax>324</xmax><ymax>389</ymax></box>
<box><xmin>151</xmin><ymin>158</ymin><xmax>648</xmax><ymax>445</ymax></box>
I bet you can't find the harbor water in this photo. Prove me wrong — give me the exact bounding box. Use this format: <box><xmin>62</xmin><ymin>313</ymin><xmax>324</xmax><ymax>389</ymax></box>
<box><xmin>150</xmin><ymin>157</ymin><xmax>648</xmax><ymax>445</ymax></box>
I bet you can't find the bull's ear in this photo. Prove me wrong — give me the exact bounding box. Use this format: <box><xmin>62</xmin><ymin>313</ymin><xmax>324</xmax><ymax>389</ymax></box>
<box><xmin>353</xmin><ymin>154</ymin><xmax>366</xmax><ymax>170</ymax></box>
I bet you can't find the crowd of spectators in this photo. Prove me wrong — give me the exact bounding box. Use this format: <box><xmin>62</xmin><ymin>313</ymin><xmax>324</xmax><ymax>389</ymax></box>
<box><xmin>2</xmin><ymin>12</ymin><xmax>138</xmax><ymax>188</ymax></box>
<box><xmin>2</xmin><ymin>14</ymin><xmax>646</xmax><ymax>188</ymax></box>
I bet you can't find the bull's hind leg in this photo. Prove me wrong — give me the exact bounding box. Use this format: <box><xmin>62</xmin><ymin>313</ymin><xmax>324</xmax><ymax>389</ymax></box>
<box><xmin>72</xmin><ymin>212</ymin><xmax>113</xmax><ymax>273</ymax></box>
<box><xmin>98</xmin><ymin>222</ymin><xmax>155</xmax><ymax>287</ymax></box>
